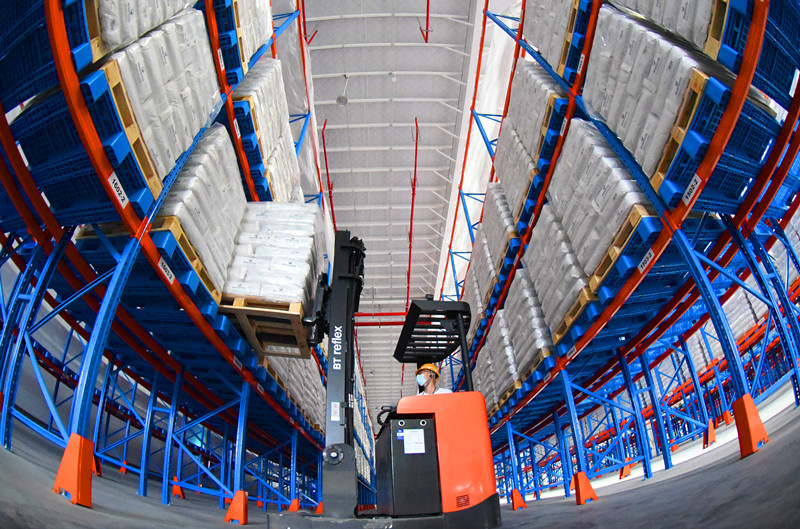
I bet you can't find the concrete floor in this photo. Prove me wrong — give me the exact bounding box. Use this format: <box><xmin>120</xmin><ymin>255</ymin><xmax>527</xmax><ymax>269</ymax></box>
<box><xmin>2</xmin><ymin>397</ymin><xmax>799</xmax><ymax>528</ymax></box>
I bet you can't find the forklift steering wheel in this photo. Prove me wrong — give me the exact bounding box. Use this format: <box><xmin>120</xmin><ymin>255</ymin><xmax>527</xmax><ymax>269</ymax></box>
<box><xmin>376</xmin><ymin>406</ymin><xmax>396</xmax><ymax>426</ymax></box>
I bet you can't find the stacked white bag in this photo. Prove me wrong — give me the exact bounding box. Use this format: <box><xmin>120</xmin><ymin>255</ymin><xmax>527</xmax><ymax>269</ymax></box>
<box><xmin>610</xmin><ymin>0</ymin><xmax>719</xmax><ymax>51</ymax></box>
<box><xmin>237</xmin><ymin>0</ymin><xmax>274</xmax><ymax>65</ymax></box>
<box><xmin>112</xmin><ymin>9</ymin><xmax>222</xmax><ymax>180</ymax></box>
<box><xmin>583</xmin><ymin>5</ymin><xmax>700</xmax><ymax>177</ymax></box>
<box><xmin>461</xmin><ymin>265</ymin><xmax>485</xmax><ymax>345</ymax></box>
<box><xmin>547</xmin><ymin>118</ymin><xmax>650</xmax><ymax>277</ymax></box>
<box><xmin>495</xmin><ymin>122</ymin><xmax>537</xmax><ymax>216</ymax></box>
<box><xmin>233</xmin><ymin>58</ymin><xmax>300</xmax><ymax>202</ymax></box>
<box><xmin>482</xmin><ymin>183</ymin><xmax>518</xmax><ymax>266</ymax></box>
<box><xmin>521</xmin><ymin>203</ymin><xmax>588</xmax><ymax>330</ymax></box>
<box><xmin>269</xmin><ymin>354</ymin><xmax>324</xmax><ymax>429</ymax></box>
<box><xmin>471</xmin><ymin>226</ymin><xmax>499</xmax><ymax>304</ymax></box>
<box><xmin>225</xmin><ymin>202</ymin><xmax>323</xmax><ymax>313</ymax></box>
<box><xmin>522</xmin><ymin>0</ymin><xmax>574</xmax><ymax>69</ymax></box>
<box><xmin>474</xmin><ymin>341</ymin><xmax>497</xmax><ymax>412</ymax></box>
<box><xmin>485</xmin><ymin>309</ymin><xmax>519</xmax><ymax>395</ymax></box>
<box><xmin>160</xmin><ymin>123</ymin><xmax>246</xmax><ymax>292</ymax></box>
<box><xmin>505</xmin><ymin>267</ymin><xmax>553</xmax><ymax>377</ymax></box>
<box><xmin>97</xmin><ymin>0</ymin><xmax>192</xmax><ymax>50</ymax></box>
<box><xmin>506</xmin><ymin>60</ymin><xmax>568</xmax><ymax>163</ymax></box>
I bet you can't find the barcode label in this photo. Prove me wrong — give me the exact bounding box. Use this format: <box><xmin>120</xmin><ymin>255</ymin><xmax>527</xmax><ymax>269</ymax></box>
<box><xmin>108</xmin><ymin>172</ymin><xmax>129</xmax><ymax>209</ymax></box>
<box><xmin>577</xmin><ymin>53</ymin><xmax>585</xmax><ymax>75</ymax></box>
<box><xmin>233</xmin><ymin>119</ymin><xmax>240</xmax><ymax>139</ymax></box>
<box><xmin>257</xmin><ymin>384</ymin><xmax>264</xmax><ymax>394</ymax></box>
<box><xmin>233</xmin><ymin>357</ymin><xmax>242</xmax><ymax>370</ymax></box>
<box><xmin>217</xmin><ymin>48</ymin><xmax>225</xmax><ymax>70</ymax></box>
<box><xmin>158</xmin><ymin>257</ymin><xmax>175</xmax><ymax>284</ymax></box>
<box><xmin>637</xmin><ymin>248</ymin><xmax>655</xmax><ymax>274</ymax></box>
<box><xmin>682</xmin><ymin>174</ymin><xmax>702</xmax><ymax>205</ymax></box>
<box><xmin>568</xmin><ymin>346</ymin><xmax>578</xmax><ymax>359</ymax></box>
<box><xmin>560</xmin><ymin>117</ymin><xmax>567</xmax><ymax>136</ymax></box>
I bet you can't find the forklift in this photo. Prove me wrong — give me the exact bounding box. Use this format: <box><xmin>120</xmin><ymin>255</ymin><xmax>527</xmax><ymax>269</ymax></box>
<box><xmin>266</xmin><ymin>231</ymin><xmax>502</xmax><ymax>528</ymax></box>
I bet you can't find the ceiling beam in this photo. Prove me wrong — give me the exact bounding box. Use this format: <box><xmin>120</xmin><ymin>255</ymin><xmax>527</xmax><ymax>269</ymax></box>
<box><xmin>315</xmin><ymin>97</ymin><xmax>459</xmax><ymax>106</ymax></box>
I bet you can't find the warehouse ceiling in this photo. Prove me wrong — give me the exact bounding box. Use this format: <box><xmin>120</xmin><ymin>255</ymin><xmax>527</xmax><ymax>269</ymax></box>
<box><xmin>304</xmin><ymin>0</ymin><xmax>480</xmax><ymax>421</ymax></box>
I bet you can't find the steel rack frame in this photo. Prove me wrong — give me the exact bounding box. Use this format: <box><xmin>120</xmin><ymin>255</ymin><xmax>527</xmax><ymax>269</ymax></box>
<box><xmin>0</xmin><ymin>0</ymin><xmax>328</xmax><ymax>521</ymax></box>
<box><xmin>438</xmin><ymin>0</ymin><xmax>800</xmax><ymax>507</ymax></box>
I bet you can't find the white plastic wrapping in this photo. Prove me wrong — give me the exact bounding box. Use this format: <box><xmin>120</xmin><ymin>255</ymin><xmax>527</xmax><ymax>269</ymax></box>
<box><xmin>506</xmin><ymin>60</ymin><xmax>568</xmax><ymax>160</ymax></box>
<box><xmin>461</xmin><ymin>264</ymin><xmax>485</xmax><ymax>345</ymax></box>
<box><xmin>521</xmin><ymin>203</ymin><xmax>588</xmax><ymax>330</ymax></box>
<box><xmin>583</xmin><ymin>5</ymin><xmax>699</xmax><ymax>177</ymax></box>
<box><xmin>482</xmin><ymin>183</ymin><xmax>517</xmax><ymax>266</ymax></box>
<box><xmin>611</xmin><ymin>0</ymin><xmax>717</xmax><ymax>51</ymax></box>
<box><xmin>470</xmin><ymin>226</ymin><xmax>498</xmax><ymax>306</ymax></box>
<box><xmin>505</xmin><ymin>266</ymin><xmax>553</xmax><ymax>377</ymax></box>
<box><xmin>233</xmin><ymin>58</ymin><xmax>300</xmax><ymax>203</ymax></box>
<box><xmin>495</xmin><ymin>122</ymin><xmax>537</xmax><ymax>215</ymax></box>
<box><xmin>522</xmin><ymin>0</ymin><xmax>574</xmax><ymax>69</ymax></box>
<box><xmin>484</xmin><ymin>309</ymin><xmax>519</xmax><ymax>397</ymax></box>
<box><xmin>113</xmin><ymin>8</ymin><xmax>222</xmax><ymax>180</ymax></box>
<box><xmin>160</xmin><ymin>123</ymin><xmax>246</xmax><ymax>291</ymax></box>
<box><xmin>97</xmin><ymin>0</ymin><xmax>192</xmax><ymax>51</ymax></box>
<box><xmin>224</xmin><ymin>202</ymin><xmax>323</xmax><ymax>312</ymax></box>
<box><xmin>547</xmin><ymin>118</ymin><xmax>649</xmax><ymax>277</ymax></box>
<box><xmin>237</xmin><ymin>0</ymin><xmax>274</xmax><ymax>65</ymax></box>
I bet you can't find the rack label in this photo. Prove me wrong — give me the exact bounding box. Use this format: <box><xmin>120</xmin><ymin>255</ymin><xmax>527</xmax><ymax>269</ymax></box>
<box><xmin>233</xmin><ymin>357</ymin><xmax>242</xmax><ymax>370</ymax></box>
<box><xmin>637</xmin><ymin>248</ymin><xmax>655</xmax><ymax>274</ymax></box>
<box><xmin>560</xmin><ymin>117</ymin><xmax>567</xmax><ymax>136</ymax></box>
<box><xmin>568</xmin><ymin>346</ymin><xmax>578</xmax><ymax>359</ymax></box>
<box><xmin>577</xmin><ymin>53</ymin><xmax>585</xmax><ymax>75</ymax></box>
<box><xmin>257</xmin><ymin>384</ymin><xmax>264</xmax><ymax>395</ymax></box>
<box><xmin>108</xmin><ymin>172</ymin><xmax>129</xmax><ymax>209</ymax></box>
<box><xmin>158</xmin><ymin>257</ymin><xmax>175</xmax><ymax>284</ymax></box>
<box><xmin>233</xmin><ymin>119</ymin><xmax>240</xmax><ymax>139</ymax></box>
<box><xmin>217</xmin><ymin>49</ymin><xmax>225</xmax><ymax>71</ymax></box>
<box><xmin>331</xmin><ymin>401</ymin><xmax>341</xmax><ymax>422</ymax></box>
<box><xmin>682</xmin><ymin>174</ymin><xmax>702</xmax><ymax>205</ymax></box>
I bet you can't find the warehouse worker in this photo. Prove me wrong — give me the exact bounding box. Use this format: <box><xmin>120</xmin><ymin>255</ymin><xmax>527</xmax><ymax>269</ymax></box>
<box><xmin>416</xmin><ymin>363</ymin><xmax>453</xmax><ymax>395</ymax></box>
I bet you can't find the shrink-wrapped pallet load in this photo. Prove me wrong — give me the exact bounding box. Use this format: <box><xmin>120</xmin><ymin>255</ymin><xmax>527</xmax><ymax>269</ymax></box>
<box><xmin>521</xmin><ymin>203</ymin><xmax>589</xmax><ymax>330</ymax></box>
<box><xmin>112</xmin><ymin>8</ymin><xmax>222</xmax><ymax>179</ymax></box>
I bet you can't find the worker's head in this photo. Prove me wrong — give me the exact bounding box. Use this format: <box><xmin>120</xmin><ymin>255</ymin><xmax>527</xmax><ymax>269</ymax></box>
<box><xmin>416</xmin><ymin>363</ymin><xmax>440</xmax><ymax>394</ymax></box>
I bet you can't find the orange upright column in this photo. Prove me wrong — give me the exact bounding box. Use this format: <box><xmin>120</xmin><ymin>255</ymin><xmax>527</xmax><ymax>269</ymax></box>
<box><xmin>225</xmin><ymin>490</ymin><xmax>248</xmax><ymax>524</ymax></box>
<box><xmin>53</xmin><ymin>433</ymin><xmax>95</xmax><ymax>507</ymax></box>
<box><xmin>732</xmin><ymin>394</ymin><xmax>768</xmax><ymax>458</ymax></box>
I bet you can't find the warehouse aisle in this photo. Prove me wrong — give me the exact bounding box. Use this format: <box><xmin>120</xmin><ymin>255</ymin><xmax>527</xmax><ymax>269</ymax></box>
<box><xmin>2</xmin><ymin>403</ymin><xmax>799</xmax><ymax>528</ymax></box>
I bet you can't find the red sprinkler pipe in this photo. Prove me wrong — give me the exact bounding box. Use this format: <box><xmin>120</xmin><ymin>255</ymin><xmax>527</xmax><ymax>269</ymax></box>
<box><xmin>321</xmin><ymin>119</ymin><xmax>337</xmax><ymax>230</ymax></box>
<box><xmin>407</xmin><ymin>118</ymin><xmax>420</xmax><ymax>311</ymax></box>
<box><xmin>420</xmin><ymin>0</ymin><xmax>431</xmax><ymax>42</ymax></box>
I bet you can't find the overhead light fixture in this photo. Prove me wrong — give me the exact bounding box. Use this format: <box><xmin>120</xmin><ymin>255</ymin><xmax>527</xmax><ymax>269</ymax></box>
<box><xmin>337</xmin><ymin>74</ymin><xmax>349</xmax><ymax>105</ymax></box>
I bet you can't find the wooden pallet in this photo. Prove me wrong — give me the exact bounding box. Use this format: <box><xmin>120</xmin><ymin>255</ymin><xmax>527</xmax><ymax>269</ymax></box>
<box><xmin>588</xmin><ymin>204</ymin><xmax>659</xmax><ymax>292</ymax></box>
<box><xmin>557</xmin><ymin>0</ymin><xmax>586</xmax><ymax>78</ymax></box>
<box><xmin>552</xmin><ymin>286</ymin><xmax>597</xmax><ymax>345</ymax></box>
<box><xmin>101</xmin><ymin>58</ymin><xmax>162</xmax><ymax>199</ymax></box>
<box><xmin>84</xmin><ymin>1</ymin><xmax>111</xmax><ymax>61</ymax></box>
<box><xmin>703</xmin><ymin>0</ymin><xmax>732</xmax><ymax>61</ymax></box>
<box><xmin>220</xmin><ymin>297</ymin><xmax>311</xmax><ymax>359</ymax></box>
<box><xmin>650</xmin><ymin>68</ymin><xmax>708</xmax><ymax>193</ymax></box>
<box><xmin>232</xmin><ymin>0</ymin><xmax>249</xmax><ymax>76</ymax></box>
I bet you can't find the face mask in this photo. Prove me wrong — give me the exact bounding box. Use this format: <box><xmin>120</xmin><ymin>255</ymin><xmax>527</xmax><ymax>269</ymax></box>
<box><xmin>416</xmin><ymin>374</ymin><xmax>427</xmax><ymax>386</ymax></box>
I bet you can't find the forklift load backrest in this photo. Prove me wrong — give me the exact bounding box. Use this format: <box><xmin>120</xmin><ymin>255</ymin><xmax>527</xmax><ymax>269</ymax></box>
<box><xmin>397</xmin><ymin>391</ymin><xmax>495</xmax><ymax>514</ymax></box>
